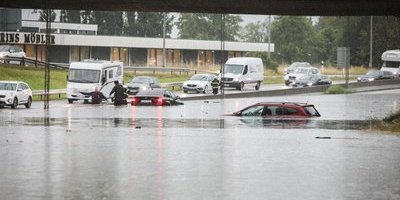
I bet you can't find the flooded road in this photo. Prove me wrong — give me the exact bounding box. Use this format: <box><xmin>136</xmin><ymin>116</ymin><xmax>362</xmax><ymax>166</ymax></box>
<box><xmin>1</xmin><ymin>89</ymin><xmax>400</xmax><ymax>200</ymax></box>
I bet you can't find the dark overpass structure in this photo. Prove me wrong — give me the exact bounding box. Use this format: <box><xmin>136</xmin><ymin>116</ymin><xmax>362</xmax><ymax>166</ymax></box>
<box><xmin>1</xmin><ymin>0</ymin><xmax>400</xmax><ymax>16</ymax></box>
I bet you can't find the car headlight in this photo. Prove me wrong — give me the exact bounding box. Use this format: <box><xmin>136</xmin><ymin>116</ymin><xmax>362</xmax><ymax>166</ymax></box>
<box><xmin>368</xmin><ymin>78</ymin><xmax>375</xmax><ymax>81</ymax></box>
<box><xmin>141</xmin><ymin>86</ymin><xmax>147</xmax><ymax>90</ymax></box>
<box><xmin>357</xmin><ymin>77</ymin><xmax>361</xmax><ymax>80</ymax></box>
<box><xmin>7</xmin><ymin>93</ymin><xmax>13</xmax><ymax>97</ymax></box>
<box><xmin>233</xmin><ymin>77</ymin><xmax>239</xmax><ymax>82</ymax></box>
<box><xmin>284</xmin><ymin>76</ymin><xmax>289</xmax><ymax>80</ymax></box>
<box><xmin>307</xmin><ymin>82</ymin><xmax>313</xmax><ymax>86</ymax></box>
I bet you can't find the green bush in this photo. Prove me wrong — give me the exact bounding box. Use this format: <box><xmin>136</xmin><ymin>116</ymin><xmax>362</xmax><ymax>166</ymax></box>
<box><xmin>324</xmin><ymin>85</ymin><xmax>353</xmax><ymax>94</ymax></box>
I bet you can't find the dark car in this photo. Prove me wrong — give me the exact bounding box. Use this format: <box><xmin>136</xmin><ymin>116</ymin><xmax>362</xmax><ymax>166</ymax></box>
<box><xmin>292</xmin><ymin>74</ymin><xmax>332</xmax><ymax>87</ymax></box>
<box><xmin>131</xmin><ymin>88</ymin><xmax>184</xmax><ymax>106</ymax></box>
<box><xmin>227</xmin><ymin>102</ymin><xmax>321</xmax><ymax>118</ymax></box>
<box><xmin>357</xmin><ymin>70</ymin><xmax>395</xmax><ymax>82</ymax></box>
<box><xmin>126</xmin><ymin>76</ymin><xmax>161</xmax><ymax>95</ymax></box>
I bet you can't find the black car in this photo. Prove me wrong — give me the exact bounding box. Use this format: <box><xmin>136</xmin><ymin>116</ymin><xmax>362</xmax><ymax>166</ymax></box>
<box><xmin>357</xmin><ymin>70</ymin><xmax>395</xmax><ymax>82</ymax></box>
<box><xmin>292</xmin><ymin>74</ymin><xmax>332</xmax><ymax>87</ymax></box>
<box><xmin>126</xmin><ymin>76</ymin><xmax>161</xmax><ymax>95</ymax></box>
<box><xmin>131</xmin><ymin>88</ymin><xmax>183</xmax><ymax>106</ymax></box>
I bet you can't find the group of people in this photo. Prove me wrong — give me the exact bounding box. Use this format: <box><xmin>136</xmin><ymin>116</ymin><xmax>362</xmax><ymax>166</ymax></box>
<box><xmin>81</xmin><ymin>80</ymin><xmax>128</xmax><ymax>106</ymax></box>
<box><xmin>85</xmin><ymin>78</ymin><xmax>221</xmax><ymax>105</ymax></box>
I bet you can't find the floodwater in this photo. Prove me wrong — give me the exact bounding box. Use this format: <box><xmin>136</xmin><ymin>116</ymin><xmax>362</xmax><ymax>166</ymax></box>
<box><xmin>1</xmin><ymin>89</ymin><xmax>400</xmax><ymax>200</ymax></box>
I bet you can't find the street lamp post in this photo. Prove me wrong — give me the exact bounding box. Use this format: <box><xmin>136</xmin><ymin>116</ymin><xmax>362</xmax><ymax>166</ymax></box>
<box><xmin>162</xmin><ymin>13</ymin><xmax>167</xmax><ymax>67</ymax></box>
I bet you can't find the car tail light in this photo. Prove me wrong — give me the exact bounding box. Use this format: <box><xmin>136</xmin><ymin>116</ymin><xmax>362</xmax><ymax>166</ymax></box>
<box><xmin>152</xmin><ymin>97</ymin><xmax>164</xmax><ymax>106</ymax></box>
<box><xmin>131</xmin><ymin>97</ymin><xmax>140</xmax><ymax>106</ymax></box>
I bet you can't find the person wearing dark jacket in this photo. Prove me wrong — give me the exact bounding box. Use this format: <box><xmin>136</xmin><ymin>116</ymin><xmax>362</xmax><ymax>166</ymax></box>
<box><xmin>211</xmin><ymin>78</ymin><xmax>220</xmax><ymax>95</ymax></box>
<box><xmin>80</xmin><ymin>87</ymin><xmax>107</xmax><ymax>104</ymax></box>
<box><xmin>110</xmin><ymin>80</ymin><xmax>128</xmax><ymax>106</ymax></box>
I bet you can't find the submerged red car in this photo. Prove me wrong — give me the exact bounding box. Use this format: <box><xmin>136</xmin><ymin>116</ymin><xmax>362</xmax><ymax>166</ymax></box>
<box><xmin>228</xmin><ymin>102</ymin><xmax>321</xmax><ymax>118</ymax></box>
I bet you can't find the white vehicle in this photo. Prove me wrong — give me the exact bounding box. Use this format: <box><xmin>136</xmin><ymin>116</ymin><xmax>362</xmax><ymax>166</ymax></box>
<box><xmin>0</xmin><ymin>45</ymin><xmax>26</xmax><ymax>64</ymax></box>
<box><xmin>284</xmin><ymin>66</ymin><xmax>320</xmax><ymax>86</ymax></box>
<box><xmin>182</xmin><ymin>74</ymin><xmax>217</xmax><ymax>94</ymax></box>
<box><xmin>381</xmin><ymin>49</ymin><xmax>400</xmax><ymax>78</ymax></box>
<box><xmin>66</xmin><ymin>60</ymin><xmax>123</xmax><ymax>103</ymax></box>
<box><xmin>0</xmin><ymin>81</ymin><xmax>32</xmax><ymax>109</ymax></box>
<box><xmin>220</xmin><ymin>57</ymin><xmax>264</xmax><ymax>90</ymax></box>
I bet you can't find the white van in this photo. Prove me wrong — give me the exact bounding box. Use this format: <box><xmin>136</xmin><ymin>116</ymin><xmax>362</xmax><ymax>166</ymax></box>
<box><xmin>66</xmin><ymin>59</ymin><xmax>123</xmax><ymax>103</ymax></box>
<box><xmin>381</xmin><ymin>49</ymin><xmax>400</xmax><ymax>78</ymax></box>
<box><xmin>220</xmin><ymin>57</ymin><xmax>264</xmax><ymax>90</ymax></box>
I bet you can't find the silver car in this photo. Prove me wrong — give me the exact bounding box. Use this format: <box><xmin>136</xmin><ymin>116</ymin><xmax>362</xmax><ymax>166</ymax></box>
<box><xmin>0</xmin><ymin>81</ymin><xmax>33</xmax><ymax>109</ymax></box>
<box><xmin>183</xmin><ymin>74</ymin><xmax>216</xmax><ymax>94</ymax></box>
<box><xmin>0</xmin><ymin>45</ymin><xmax>26</xmax><ymax>64</ymax></box>
<box><xmin>126</xmin><ymin>76</ymin><xmax>160</xmax><ymax>95</ymax></box>
<box><xmin>284</xmin><ymin>66</ymin><xmax>320</xmax><ymax>86</ymax></box>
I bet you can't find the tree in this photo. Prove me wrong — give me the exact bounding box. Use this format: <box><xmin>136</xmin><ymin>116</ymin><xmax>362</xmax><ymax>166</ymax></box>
<box><xmin>32</xmin><ymin>9</ymin><xmax>57</xmax><ymax>22</ymax></box>
<box><xmin>60</xmin><ymin>10</ymin><xmax>81</xmax><ymax>23</ymax></box>
<box><xmin>240</xmin><ymin>20</ymin><xmax>269</xmax><ymax>43</ymax></box>
<box><xmin>176</xmin><ymin>13</ymin><xmax>242</xmax><ymax>41</ymax></box>
<box><xmin>92</xmin><ymin>11</ymin><xmax>124</xmax><ymax>36</ymax></box>
<box><xmin>271</xmin><ymin>16</ymin><xmax>316</xmax><ymax>64</ymax></box>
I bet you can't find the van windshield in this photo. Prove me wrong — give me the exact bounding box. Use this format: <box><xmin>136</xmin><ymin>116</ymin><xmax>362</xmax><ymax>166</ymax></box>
<box><xmin>68</xmin><ymin>69</ymin><xmax>100</xmax><ymax>83</ymax></box>
<box><xmin>383</xmin><ymin>61</ymin><xmax>400</xmax><ymax>68</ymax></box>
<box><xmin>224</xmin><ymin>64</ymin><xmax>244</xmax><ymax>74</ymax></box>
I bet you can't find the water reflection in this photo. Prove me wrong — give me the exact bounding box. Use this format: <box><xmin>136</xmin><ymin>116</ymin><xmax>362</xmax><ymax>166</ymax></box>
<box><xmin>22</xmin><ymin>117</ymin><xmax>373</xmax><ymax>130</ymax></box>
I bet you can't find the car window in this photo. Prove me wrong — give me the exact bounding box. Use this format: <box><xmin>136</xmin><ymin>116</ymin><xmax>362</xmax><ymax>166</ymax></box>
<box><xmin>17</xmin><ymin>84</ymin><xmax>23</xmax><ymax>91</ymax></box>
<box><xmin>303</xmin><ymin>105</ymin><xmax>320</xmax><ymax>117</ymax></box>
<box><xmin>284</xmin><ymin>107</ymin><xmax>299</xmax><ymax>115</ymax></box>
<box><xmin>241</xmin><ymin>105</ymin><xmax>264</xmax><ymax>116</ymax></box>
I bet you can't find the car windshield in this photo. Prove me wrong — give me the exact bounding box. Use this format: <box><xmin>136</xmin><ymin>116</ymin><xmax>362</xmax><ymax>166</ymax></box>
<box><xmin>295</xmin><ymin>68</ymin><xmax>311</xmax><ymax>74</ymax></box>
<box><xmin>0</xmin><ymin>83</ymin><xmax>17</xmax><ymax>91</ymax></box>
<box><xmin>68</xmin><ymin>69</ymin><xmax>100</xmax><ymax>83</ymax></box>
<box><xmin>130</xmin><ymin>77</ymin><xmax>152</xmax><ymax>84</ymax></box>
<box><xmin>190</xmin><ymin>75</ymin><xmax>208</xmax><ymax>81</ymax></box>
<box><xmin>303</xmin><ymin>105</ymin><xmax>320</xmax><ymax>117</ymax></box>
<box><xmin>224</xmin><ymin>64</ymin><xmax>244</xmax><ymax>74</ymax></box>
<box><xmin>366</xmin><ymin>71</ymin><xmax>381</xmax><ymax>76</ymax></box>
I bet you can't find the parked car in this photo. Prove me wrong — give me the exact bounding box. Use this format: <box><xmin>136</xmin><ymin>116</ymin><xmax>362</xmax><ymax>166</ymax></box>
<box><xmin>0</xmin><ymin>81</ymin><xmax>32</xmax><ymax>109</ymax></box>
<box><xmin>227</xmin><ymin>102</ymin><xmax>321</xmax><ymax>118</ymax></box>
<box><xmin>0</xmin><ymin>45</ymin><xmax>26</xmax><ymax>64</ymax></box>
<box><xmin>284</xmin><ymin>66</ymin><xmax>320</xmax><ymax>86</ymax></box>
<box><xmin>131</xmin><ymin>88</ymin><xmax>183</xmax><ymax>106</ymax></box>
<box><xmin>284</xmin><ymin>62</ymin><xmax>313</xmax><ymax>74</ymax></box>
<box><xmin>183</xmin><ymin>74</ymin><xmax>217</xmax><ymax>94</ymax></box>
<box><xmin>357</xmin><ymin>70</ymin><xmax>395</xmax><ymax>82</ymax></box>
<box><xmin>292</xmin><ymin>74</ymin><xmax>332</xmax><ymax>87</ymax></box>
<box><xmin>126</xmin><ymin>76</ymin><xmax>160</xmax><ymax>95</ymax></box>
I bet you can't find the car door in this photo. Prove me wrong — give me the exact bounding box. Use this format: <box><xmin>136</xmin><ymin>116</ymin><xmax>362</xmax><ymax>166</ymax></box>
<box><xmin>16</xmin><ymin>83</ymin><xmax>27</xmax><ymax>103</ymax></box>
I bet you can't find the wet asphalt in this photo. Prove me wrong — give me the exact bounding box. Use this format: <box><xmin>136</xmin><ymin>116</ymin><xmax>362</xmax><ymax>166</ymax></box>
<box><xmin>1</xmin><ymin>89</ymin><xmax>400</xmax><ymax>200</ymax></box>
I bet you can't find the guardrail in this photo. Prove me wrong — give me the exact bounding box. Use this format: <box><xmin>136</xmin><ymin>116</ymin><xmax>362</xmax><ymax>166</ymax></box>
<box><xmin>125</xmin><ymin>66</ymin><xmax>215</xmax><ymax>75</ymax></box>
<box><xmin>0</xmin><ymin>56</ymin><xmax>69</xmax><ymax>70</ymax></box>
<box><xmin>32</xmin><ymin>89</ymin><xmax>66</xmax><ymax>100</ymax></box>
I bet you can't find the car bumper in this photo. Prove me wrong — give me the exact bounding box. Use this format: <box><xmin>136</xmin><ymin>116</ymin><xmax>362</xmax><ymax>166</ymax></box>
<box><xmin>0</xmin><ymin>97</ymin><xmax>14</xmax><ymax>106</ymax></box>
<box><xmin>222</xmin><ymin>81</ymin><xmax>241</xmax><ymax>88</ymax></box>
<box><xmin>67</xmin><ymin>93</ymin><xmax>91</xmax><ymax>100</ymax></box>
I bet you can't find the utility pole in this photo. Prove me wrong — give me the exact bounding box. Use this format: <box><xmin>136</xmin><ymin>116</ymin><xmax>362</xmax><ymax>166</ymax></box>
<box><xmin>268</xmin><ymin>15</ymin><xmax>271</xmax><ymax>58</ymax></box>
<box><xmin>44</xmin><ymin>9</ymin><xmax>51</xmax><ymax>110</ymax></box>
<box><xmin>369</xmin><ymin>16</ymin><xmax>373</xmax><ymax>69</ymax></box>
<box><xmin>162</xmin><ymin>13</ymin><xmax>167</xmax><ymax>67</ymax></box>
<box><xmin>220</xmin><ymin>14</ymin><xmax>225</xmax><ymax>96</ymax></box>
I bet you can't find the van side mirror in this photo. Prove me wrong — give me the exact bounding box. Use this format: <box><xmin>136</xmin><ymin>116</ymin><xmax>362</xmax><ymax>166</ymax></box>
<box><xmin>66</xmin><ymin>75</ymin><xmax>69</xmax><ymax>80</ymax></box>
<box><xmin>101</xmin><ymin>77</ymin><xmax>106</xmax><ymax>85</ymax></box>
<box><xmin>243</xmin><ymin>65</ymin><xmax>248</xmax><ymax>75</ymax></box>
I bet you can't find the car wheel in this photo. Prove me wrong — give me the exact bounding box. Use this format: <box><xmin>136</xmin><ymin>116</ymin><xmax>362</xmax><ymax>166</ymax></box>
<box><xmin>11</xmin><ymin>98</ymin><xmax>18</xmax><ymax>109</ymax></box>
<box><xmin>285</xmin><ymin>81</ymin><xmax>290</xmax><ymax>86</ymax></box>
<box><xmin>25</xmin><ymin>97</ymin><xmax>32</xmax><ymax>108</ymax></box>
<box><xmin>203</xmin><ymin>86</ymin><xmax>208</xmax><ymax>94</ymax></box>
<box><xmin>183</xmin><ymin>90</ymin><xmax>187</xmax><ymax>93</ymax></box>
<box><xmin>255</xmin><ymin>81</ymin><xmax>261</xmax><ymax>90</ymax></box>
<box><xmin>68</xmin><ymin>99</ymin><xmax>74</xmax><ymax>104</ymax></box>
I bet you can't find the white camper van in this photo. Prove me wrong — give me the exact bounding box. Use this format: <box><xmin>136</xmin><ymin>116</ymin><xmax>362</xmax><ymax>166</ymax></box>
<box><xmin>220</xmin><ymin>57</ymin><xmax>264</xmax><ymax>90</ymax></box>
<box><xmin>66</xmin><ymin>60</ymin><xmax>123</xmax><ymax>103</ymax></box>
<box><xmin>381</xmin><ymin>50</ymin><xmax>400</xmax><ymax>78</ymax></box>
